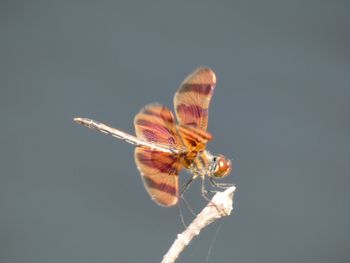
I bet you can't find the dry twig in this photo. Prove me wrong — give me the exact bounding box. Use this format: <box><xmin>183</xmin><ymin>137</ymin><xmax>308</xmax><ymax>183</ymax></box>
<box><xmin>161</xmin><ymin>186</ymin><xmax>236</xmax><ymax>263</ymax></box>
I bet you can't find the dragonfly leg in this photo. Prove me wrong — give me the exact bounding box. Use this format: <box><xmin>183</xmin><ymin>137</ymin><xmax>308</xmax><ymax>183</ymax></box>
<box><xmin>201</xmin><ymin>176</ymin><xmax>211</xmax><ymax>202</ymax></box>
<box><xmin>178</xmin><ymin>175</ymin><xmax>197</xmax><ymax>228</ymax></box>
<box><xmin>180</xmin><ymin>174</ymin><xmax>197</xmax><ymax>196</ymax></box>
<box><xmin>209</xmin><ymin>177</ymin><xmax>235</xmax><ymax>189</ymax></box>
<box><xmin>177</xmin><ymin>202</ymin><xmax>187</xmax><ymax>228</ymax></box>
<box><xmin>180</xmin><ymin>195</ymin><xmax>196</xmax><ymax>216</ymax></box>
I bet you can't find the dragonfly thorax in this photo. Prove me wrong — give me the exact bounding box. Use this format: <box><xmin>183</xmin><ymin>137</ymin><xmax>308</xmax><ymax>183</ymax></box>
<box><xmin>189</xmin><ymin>151</ymin><xmax>232</xmax><ymax>178</ymax></box>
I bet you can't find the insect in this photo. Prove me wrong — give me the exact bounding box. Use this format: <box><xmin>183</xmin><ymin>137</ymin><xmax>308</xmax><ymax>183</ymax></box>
<box><xmin>74</xmin><ymin>67</ymin><xmax>232</xmax><ymax>207</ymax></box>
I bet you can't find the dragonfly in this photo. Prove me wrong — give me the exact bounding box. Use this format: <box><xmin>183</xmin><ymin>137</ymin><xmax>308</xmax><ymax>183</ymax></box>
<box><xmin>74</xmin><ymin>67</ymin><xmax>232</xmax><ymax>207</ymax></box>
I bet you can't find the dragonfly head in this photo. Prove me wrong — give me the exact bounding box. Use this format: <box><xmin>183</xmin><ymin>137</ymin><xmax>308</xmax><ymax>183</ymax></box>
<box><xmin>211</xmin><ymin>154</ymin><xmax>232</xmax><ymax>178</ymax></box>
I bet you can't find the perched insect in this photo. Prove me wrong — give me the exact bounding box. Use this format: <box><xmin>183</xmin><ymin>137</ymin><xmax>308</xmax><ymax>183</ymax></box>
<box><xmin>74</xmin><ymin>67</ymin><xmax>232</xmax><ymax>207</ymax></box>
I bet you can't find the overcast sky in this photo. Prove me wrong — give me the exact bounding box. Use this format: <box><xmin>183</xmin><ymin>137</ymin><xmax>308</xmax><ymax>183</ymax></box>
<box><xmin>1</xmin><ymin>1</ymin><xmax>350</xmax><ymax>262</ymax></box>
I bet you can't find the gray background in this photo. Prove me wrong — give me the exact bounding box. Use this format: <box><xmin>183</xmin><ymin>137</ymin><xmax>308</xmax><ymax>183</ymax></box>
<box><xmin>1</xmin><ymin>0</ymin><xmax>349</xmax><ymax>262</ymax></box>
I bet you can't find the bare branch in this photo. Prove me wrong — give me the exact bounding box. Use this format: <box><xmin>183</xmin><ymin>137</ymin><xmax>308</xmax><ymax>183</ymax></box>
<box><xmin>161</xmin><ymin>186</ymin><xmax>237</xmax><ymax>263</ymax></box>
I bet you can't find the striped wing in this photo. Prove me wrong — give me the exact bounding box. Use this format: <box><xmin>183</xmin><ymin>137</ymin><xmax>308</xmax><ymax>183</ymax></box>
<box><xmin>174</xmin><ymin>67</ymin><xmax>216</xmax><ymax>131</ymax></box>
<box><xmin>177</xmin><ymin>124</ymin><xmax>212</xmax><ymax>154</ymax></box>
<box><xmin>134</xmin><ymin>103</ymin><xmax>183</xmax><ymax>206</ymax></box>
<box><xmin>135</xmin><ymin>148</ymin><xmax>180</xmax><ymax>206</ymax></box>
<box><xmin>173</xmin><ymin>67</ymin><xmax>215</xmax><ymax>152</ymax></box>
<box><xmin>134</xmin><ymin>103</ymin><xmax>183</xmax><ymax>148</ymax></box>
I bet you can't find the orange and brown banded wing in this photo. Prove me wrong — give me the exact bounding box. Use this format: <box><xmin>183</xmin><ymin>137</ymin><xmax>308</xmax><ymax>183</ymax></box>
<box><xmin>134</xmin><ymin>148</ymin><xmax>181</xmax><ymax>206</ymax></box>
<box><xmin>134</xmin><ymin>103</ymin><xmax>182</xmax><ymax>148</ymax></box>
<box><xmin>174</xmin><ymin>67</ymin><xmax>216</xmax><ymax>131</ymax></box>
<box><xmin>177</xmin><ymin>125</ymin><xmax>212</xmax><ymax>154</ymax></box>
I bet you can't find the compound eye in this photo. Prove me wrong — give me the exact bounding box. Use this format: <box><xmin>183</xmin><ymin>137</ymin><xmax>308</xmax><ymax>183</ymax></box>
<box><xmin>213</xmin><ymin>155</ymin><xmax>232</xmax><ymax>178</ymax></box>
